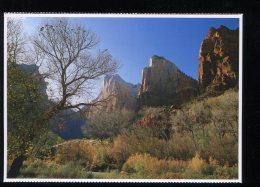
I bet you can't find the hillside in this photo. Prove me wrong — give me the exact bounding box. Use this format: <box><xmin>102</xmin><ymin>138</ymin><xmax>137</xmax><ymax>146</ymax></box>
<box><xmin>20</xmin><ymin>89</ymin><xmax>238</xmax><ymax>179</ymax></box>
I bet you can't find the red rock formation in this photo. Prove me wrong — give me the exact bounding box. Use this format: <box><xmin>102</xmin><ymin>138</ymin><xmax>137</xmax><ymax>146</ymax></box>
<box><xmin>133</xmin><ymin>114</ymin><xmax>160</xmax><ymax>128</ymax></box>
<box><xmin>198</xmin><ymin>26</ymin><xmax>239</xmax><ymax>92</ymax></box>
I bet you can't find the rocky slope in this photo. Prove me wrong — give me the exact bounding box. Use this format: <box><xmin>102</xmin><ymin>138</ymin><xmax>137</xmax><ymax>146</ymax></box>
<box><xmin>138</xmin><ymin>55</ymin><xmax>198</xmax><ymax>107</ymax></box>
<box><xmin>198</xmin><ymin>25</ymin><xmax>239</xmax><ymax>92</ymax></box>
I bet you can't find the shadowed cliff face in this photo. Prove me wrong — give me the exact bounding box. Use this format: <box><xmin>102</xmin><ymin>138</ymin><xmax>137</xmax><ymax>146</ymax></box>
<box><xmin>198</xmin><ymin>26</ymin><xmax>239</xmax><ymax>92</ymax></box>
<box><xmin>138</xmin><ymin>55</ymin><xmax>198</xmax><ymax>107</ymax></box>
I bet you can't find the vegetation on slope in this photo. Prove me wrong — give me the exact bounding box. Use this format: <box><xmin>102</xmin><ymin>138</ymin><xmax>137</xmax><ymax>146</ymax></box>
<box><xmin>18</xmin><ymin>89</ymin><xmax>238</xmax><ymax>179</ymax></box>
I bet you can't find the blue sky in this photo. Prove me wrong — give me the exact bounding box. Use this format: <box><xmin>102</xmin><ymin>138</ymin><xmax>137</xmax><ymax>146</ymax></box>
<box><xmin>22</xmin><ymin>17</ymin><xmax>239</xmax><ymax>86</ymax></box>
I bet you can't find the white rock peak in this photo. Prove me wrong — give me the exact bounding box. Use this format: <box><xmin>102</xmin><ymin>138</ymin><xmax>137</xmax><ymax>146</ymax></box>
<box><xmin>94</xmin><ymin>74</ymin><xmax>141</xmax><ymax>111</ymax></box>
<box><xmin>149</xmin><ymin>55</ymin><xmax>178</xmax><ymax>70</ymax></box>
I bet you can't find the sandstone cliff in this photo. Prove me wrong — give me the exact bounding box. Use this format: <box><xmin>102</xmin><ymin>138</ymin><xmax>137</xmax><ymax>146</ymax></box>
<box><xmin>93</xmin><ymin>74</ymin><xmax>140</xmax><ymax>112</ymax></box>
<box><xmin>138</xmin><ymin>55</ymin><xmax>198</xmax><ymax>107</ymax></box>
<box><xmin>198</xmin><ymin>25</ymin><xmax>239</xmax><ymax>92</ymax></box>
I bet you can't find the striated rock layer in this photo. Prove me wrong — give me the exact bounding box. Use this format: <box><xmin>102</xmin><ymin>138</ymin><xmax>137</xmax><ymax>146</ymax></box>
<box><xmin>138</xmin><ymin>55</ymin><xmax>198</xmax><ymax>107</ymax></box>
<box><xmin>198</xmin><ymin>25</ymin><xmax>239</xmax><ymax>92</ymax></box>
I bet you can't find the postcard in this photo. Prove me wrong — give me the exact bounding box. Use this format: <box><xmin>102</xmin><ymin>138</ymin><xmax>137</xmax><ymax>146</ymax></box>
<box><xmin>4</xmin><ymin>13</ymin><xmax>242</xmax><ymax>183</ymax></box>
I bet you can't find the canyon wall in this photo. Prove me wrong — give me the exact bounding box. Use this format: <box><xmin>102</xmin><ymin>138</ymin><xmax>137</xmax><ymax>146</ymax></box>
<box><xmin>198</xmin><ymin>25</ymin><xmax>239</xmax><ymax>92</ymax></box>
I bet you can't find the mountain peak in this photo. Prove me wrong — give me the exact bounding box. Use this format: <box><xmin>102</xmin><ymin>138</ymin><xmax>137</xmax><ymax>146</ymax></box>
<box><xmin>139</xmin><ymin>56</ymin><xmax>198</xmax><ymax>107</ymax></box>
<box><xmin>149</xmin><ymin>55</ymin><xmax>177</xmax><ymax>69</ymax></box>
<box><xmin>104</xmin><ymin>74</ymin><xmax>124</xmax><ymax>82</ymax></box>
<box><xmin>93</xmin><ymin>74</ymin><xmax>141</xmax><ymax>111</ymax></box>
<box><xmin>103</xmin><ymin>74</ymin><xmax>126</xmax><ymax>87</ymax></box>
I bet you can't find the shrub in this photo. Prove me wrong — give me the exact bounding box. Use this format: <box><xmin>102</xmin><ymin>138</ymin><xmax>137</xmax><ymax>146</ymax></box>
<box><xmin>182</xmin><ymin>168</ymin><xmax>204</xmax><ymax>179</ymax></box>
<box><xmin>204</xmin><ymin>134</ymin><xmax>238</xmax><ymax>166</ymax></box>
<box><xmin>138</xmin><ymin>107</ymin><xmax>164</xmax><ymax>119</ymax></box>
<box><xmin>122</xmin><ymin>153</ymin><xmax>187</xmax><ymax>178</ymax></box>
<box><xmin>167</xmin><ymin>133</ymin><xmax>196</xmax><ymax>160</ymax></box>
<box><xmin>82</xmin><ymin>109</ymin><xmax>135</xmax><ymax>139</ymax></box>
<box><xmin>55</xmin><ymin>140</ymin><xmax>94</xmax><ymax>167</ymax></box>
<box><xmin>170</xmin><ymin>90</ymin><xmax>238</xmax><ymax>166</ymax></box>
<box><xmin>109</xmin><ymin>130</ymin><xmax>196</xmax><ymax>169</ymax></box>
<box><xmin>161</xmin><ymin>172</ymin><xmax>183</xmax><ymax>179</ymax></box>
<box><xmin>59</xmin><ymin>161</ymin><xmax>89</xmax><ymax>178</ymax></box>
<box><xmin>20</xmin><ymin>159</ymin><xmax>94</xmax><ymax>178</ymax></box>
<box><xmin>202</xmin><ymin>164</ymin><xmax>215</xmax><ymax>175</ymax></box>
<box><xmin>91</xmin><ymin>147</ymin><xmax>110</xmax><ymax>171</ymax></box>
<box><xmin>136</xmin><ymin>106</ymin><xmax>172</xmax><ymax>140</ymax></box>
<box><xmin>108</xmin><ymin>130</ymin><xmax>175</xmax><ymax>170</ymax></box>
<box><xmin>226</xmin><ymin>165</ymin><xmax>238</xmax><ymax>179</ymax></box>
<box><xmin>34</xmin><ymin>131</ymin><xmax>64</xmax><ymax>159</ymax></box>
<box><xmin>20</xmin><ymin>159</ymin><xmax>59</xmax><ymax>178</ymax></box>
<box><xmin>215</xmin><ymin>164</ymin><xmax>238</xmax><ymax>179</ymax></box>
<box><xmin>107</xmin><ymin>135</ymin><xmax>131</xmax><ymax>169</ymax></box>
<box><xmin>189</xmin><ymin>153</ymin><xmax>206</xmax><ymax>173</ymax></box>
<box><xmin>54</xmin><ymin>139</ymin><xmax>112</xmax><ymax>171</ymax></box>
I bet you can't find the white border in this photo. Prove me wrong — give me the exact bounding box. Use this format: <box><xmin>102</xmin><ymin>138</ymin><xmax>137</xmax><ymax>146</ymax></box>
<box><xmin>4</xmin><ymin>14</ymin><xmax>8</xmax><ymax>183</ymax></box>
<box><xmin>238</xmin><ymin>14</ymin><xmax>243</xmax><ymax>183</ymax></box>
<box><xmin>3</xmin><ymin>13</ymin><xmax>243</xmax><ymax>183</ymax></box>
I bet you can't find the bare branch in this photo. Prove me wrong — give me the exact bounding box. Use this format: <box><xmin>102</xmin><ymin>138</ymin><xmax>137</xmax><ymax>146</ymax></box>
<box><xmin>32</xmin><ymin>19</ymin><xmax>119</xmax><ymax>117</ymax></box>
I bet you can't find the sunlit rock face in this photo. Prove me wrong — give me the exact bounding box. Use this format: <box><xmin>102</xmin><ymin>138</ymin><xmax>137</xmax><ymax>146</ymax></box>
<box><xmin>138</xmin><ymin>55</ymin><xmax>198</xmax><ymax>107</ymax></box>
<box><xmin>94</xmin><ymin>74</ymin><xmax>140</xmax><ymax>112</ymax></box>
<box><xmin>198</xmin><ymin>26</ymin><xmax>239</xmax><ymax>92</ymax></box>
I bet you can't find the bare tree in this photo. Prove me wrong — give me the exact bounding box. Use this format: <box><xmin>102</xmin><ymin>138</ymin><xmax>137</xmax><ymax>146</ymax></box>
<box><xmin>32</xmin><ymin>19</ymin><xmax>119</xmax><ymax>118</ymax></box>
<box><xmin>7</xmin><ymin>18</ymin><xmax>27</xmax><ymax>65</ymax></box>
<box><xmin>6</xmin><ymin>18</ymin><xmax>117</xmax><ymax>178</ymax></box>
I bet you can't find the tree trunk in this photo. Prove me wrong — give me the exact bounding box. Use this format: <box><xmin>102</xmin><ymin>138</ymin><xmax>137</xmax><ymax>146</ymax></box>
<box><xmin>7</xmin><ymin>155</ymin><xmax>27</xmax><ymax>178</ymax></box>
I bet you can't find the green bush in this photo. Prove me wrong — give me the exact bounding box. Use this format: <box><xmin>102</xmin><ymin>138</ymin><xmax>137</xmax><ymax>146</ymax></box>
<box><xmin>182</xmin><ymin>168</ymin><xmax>204</xmax><ymax>179</ymax></box>
<box><xmin>34</xmin><ymin>131</ymin><xmax>64</xmax><ymax>159</ymax></box>
<box><xmin>59</xmin><ymin>161</ymin><xmax>91</xmax><ymax>178</ymax></box>
<box><xmin>215</xmin><ymin>165</ymin><xmax>238</xmax><ymax>179</ymax></box>
<box><xmin>167</xmin><ymin>133</ymin><xmax>196</xmax><ymax>160</ymax></box>
<box><xmin>20</xmin><ymin>159</ymin><xmax>58</xmax><ymax>178</ymax></box>
<box><xmin>20</xmin><ymin>159</ymin><xmax>94</xmax><ymax>178</ymax></box>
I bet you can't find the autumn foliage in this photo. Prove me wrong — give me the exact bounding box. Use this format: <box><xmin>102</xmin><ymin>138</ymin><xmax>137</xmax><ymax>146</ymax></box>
<box><xmin>17</xmin><ymin>90</ymin><xmax>238</xmax><ymax>179</ymax></box>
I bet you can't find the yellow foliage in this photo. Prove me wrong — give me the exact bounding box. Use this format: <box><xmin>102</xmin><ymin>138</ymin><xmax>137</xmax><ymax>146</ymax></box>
<box><xmin>107</xmin><ymin>135</ymin><xmax>130</xmax><ymax>166</ymax></box>
<box><xmin>54</xmin><ymin>139</ymin><xmax>110</xmax><ymax>170</ymax></box>
<box><xmin>189</xmin><ymin>153</ymin><xmax>206</xmax><ymax>173</ymax></box>
<box><xmin>122</xmin><ymin>153</ymin><xmax>187</xmax><ymax>178</ymax></box>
